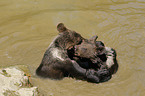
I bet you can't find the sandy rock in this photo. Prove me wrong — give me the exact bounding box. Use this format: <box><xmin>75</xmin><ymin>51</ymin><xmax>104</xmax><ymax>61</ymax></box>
<box><xmin>16</xmin><ymin>87</ymin><xmax>39</xmax><ymax>96</ymax></box>
<box><xmin>0</xmin><ymin>66</ymin><xmax>39</xmax><ymax>96</ymax></box>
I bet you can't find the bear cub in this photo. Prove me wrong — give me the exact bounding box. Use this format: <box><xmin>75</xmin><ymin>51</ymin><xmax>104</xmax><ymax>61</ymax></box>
<box><xmin>72</xmin><ymin>36</ymin><xmax>118</xmax><ymax>75</ymax></box>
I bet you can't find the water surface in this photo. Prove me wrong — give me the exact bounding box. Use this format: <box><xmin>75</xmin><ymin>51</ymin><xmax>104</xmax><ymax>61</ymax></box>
<box><xmin>0</xmin><ymin>0</ymin><xmax>145</xmax><ymax>96</ymax></box>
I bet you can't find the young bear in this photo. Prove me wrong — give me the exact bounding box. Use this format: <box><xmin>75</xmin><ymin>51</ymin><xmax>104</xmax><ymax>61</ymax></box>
<box><xmin>67</xmin><ymin>36</ymin><xmax>105</xmax><ymax>69</ymax></box>
<box><xmin>73</xmin><ymin>36</ymin><xmax>118</xmax><ymax>75</ymax></box>
<box><xmin>36</xmin><ymin>23</ymin><xmax>111</xmax><ymax>83</ymax></box>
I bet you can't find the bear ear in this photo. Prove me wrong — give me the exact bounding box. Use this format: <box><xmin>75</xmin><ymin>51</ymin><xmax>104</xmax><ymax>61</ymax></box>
<box><xmin>89</xmin><ymin>35</ymin><xmax>98</xmax><ymax>43</ymax></box>
<box><xmin>57</xmin><ymin>23</ymin><xmax>67</xmax><ymax>33</ymax></box>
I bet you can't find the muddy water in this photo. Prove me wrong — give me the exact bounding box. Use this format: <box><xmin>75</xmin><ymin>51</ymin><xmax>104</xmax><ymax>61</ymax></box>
<box><xmin>0</xmin><ymin>0</ymin><xmax>145</xmax><ymax>96</ymax></box>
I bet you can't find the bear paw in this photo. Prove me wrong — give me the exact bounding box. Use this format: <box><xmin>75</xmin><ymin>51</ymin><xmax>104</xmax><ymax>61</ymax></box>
<box><xmin>105</xmin><ymin>47</ymin><xmax>116</xmax><ymax>57</ymax></box>
<box><xmin>105</xmin><ymin>47</ymin><xmax>116</xmax><ymax>68</ymax></box>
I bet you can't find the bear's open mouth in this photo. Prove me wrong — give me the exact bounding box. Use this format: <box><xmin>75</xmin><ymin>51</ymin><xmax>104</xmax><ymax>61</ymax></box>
<box><xmin>67</xmin><ymin>46</ymin><xmax>82</xmax><ymax>59</ymax></box>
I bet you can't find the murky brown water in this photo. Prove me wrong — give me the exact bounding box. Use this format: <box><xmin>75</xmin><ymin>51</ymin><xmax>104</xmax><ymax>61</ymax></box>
<box><xmin>0</xmin><ymin>0</ymin><xmax>145</xmax><ymax>96</ymax></box>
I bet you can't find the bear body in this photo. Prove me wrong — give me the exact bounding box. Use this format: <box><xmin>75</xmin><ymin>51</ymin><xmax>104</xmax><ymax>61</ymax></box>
<box><xmin>36</xmin><ymin>23</ymin><xmax>111</xmax><ymax>83</ymax></box>
<box><xmin>73</xmin><ymin>36</ymin><xmax>118</xmax><ymax>75</ymax></box>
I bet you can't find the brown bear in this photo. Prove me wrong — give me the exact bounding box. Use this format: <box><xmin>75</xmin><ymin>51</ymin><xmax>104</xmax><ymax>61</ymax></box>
<box><xmin>72</xmin><ymin>36</ymin><xmax>118</xmax><ymax>75</ymax></box>
<box><xmin>36</xmin><ymin>23</ymin><xmax>111</xmax><ymax>83</ymax></box>
<box><xmin>67</xmin><ymin>35</ymin><xmax>104</xmax><ymax>69</ymax></box>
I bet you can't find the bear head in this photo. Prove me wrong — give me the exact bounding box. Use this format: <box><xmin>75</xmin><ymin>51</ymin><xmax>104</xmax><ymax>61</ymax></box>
<box><xmin>74</xmin><ymin>35</ymin><xmax>106</xmax><ymax>63</ymax></box>
<box><xmin>57</xmin><ymin>23</ymin><xmax>84</xmax><ymax>50</ymax></box>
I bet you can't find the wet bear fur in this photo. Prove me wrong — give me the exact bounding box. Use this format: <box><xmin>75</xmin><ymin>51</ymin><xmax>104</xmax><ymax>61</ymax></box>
<box><xmin>36</xmin><ymin>23</ymin><xmax>111</xmax><ymax>83</ymax></box>
<box><xmin>70</xmin><ymin>35</ymin><xmax>118</xmax><ymax>75</ymax></box>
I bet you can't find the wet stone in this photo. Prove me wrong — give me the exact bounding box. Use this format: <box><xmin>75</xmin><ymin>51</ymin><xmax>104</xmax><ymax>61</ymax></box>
<box><xmin>0</xmin><ymin>66</ymin><xmax>40</xmax><ymax>96</ymax></box>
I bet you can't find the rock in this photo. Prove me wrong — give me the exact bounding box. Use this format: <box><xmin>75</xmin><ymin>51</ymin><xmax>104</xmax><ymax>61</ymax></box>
<box><xmin>0</xmin><ymin>66</ymin><xmax>39</xmax><ymax>96</ymax></box>
<box><xmin>16</xmin><ymin>87</ymin><xmax>39</xmax><ymax>96</ymax></box>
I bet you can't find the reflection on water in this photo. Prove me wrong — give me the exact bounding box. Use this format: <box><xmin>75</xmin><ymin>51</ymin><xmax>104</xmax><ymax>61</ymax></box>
<box><xmin>0</xmin><ymin>0</ymin><xmax>145</xmax><ymax>96</ymax></box>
